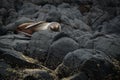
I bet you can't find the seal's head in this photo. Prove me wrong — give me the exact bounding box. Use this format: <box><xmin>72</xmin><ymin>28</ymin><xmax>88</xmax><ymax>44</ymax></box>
<box><xmin>49</xmin><ymin>22</ymin><xmax>61</xmax><ymax>32</ymax></box>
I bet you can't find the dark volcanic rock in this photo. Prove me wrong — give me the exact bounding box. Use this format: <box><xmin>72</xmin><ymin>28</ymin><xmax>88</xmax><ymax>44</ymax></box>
<box><xmin>4</xmin><ymin>17</ymin><xmax>34</xmax><ymax>31</ymax></box>
<box><xmin>23</xmin><ymin>69</ymin><xmax>54</xmax><ymax>80</ymax></box>
<box><xmin>77</xmin><ymin>33</ymin><xmax>92</xmax><ymax>48</ymax></box>
<box><xmin>85</xmin><ymin>35</ymin><xmax>120</xmax><ymax>61</ymax></box>
<box><xmin>101</xmin><ymin>15</ymin><xmax>120</xmax><ymax>34</ymax></box>
<box><xmin>0</xmin><ymin>34</ymin><xmax>30</xmax><ymax>49</ymax></box>
<box><xmin>62</xmin><ymin>72</ymin><xmax>88</xmax><ymax>80</ymax></box>
<box><xmin>0</xmin><ymin>48</ymin><xmax>38</xmax><ymax>68</ymax></box>
<box><xmin>45</xmin><ymin>37</ymin><xmax>79</xmax><ymax>69</ymax></box>
<box><xmin>18</xmin><ymin>2</ymin><xmax>39</xmax><ymax>18</ymax></box>
<box><xmin>56</xmin><ymin>49</ymin><xmax>114</xmax><ymax>79</ymax></box>
<box><xmin>46</xmin><ymin>10</ymin><xmax>61</xmax><ymax>22</ymax></box>
<box><xmin>27</xmin><ymin>30</ymin><xmax>56</xmax><ymax>61</ymax></box>
<box><xmin>0</xmin><ymin>60</ymin><xmax>11</xmax><ymax>78</ymax></box>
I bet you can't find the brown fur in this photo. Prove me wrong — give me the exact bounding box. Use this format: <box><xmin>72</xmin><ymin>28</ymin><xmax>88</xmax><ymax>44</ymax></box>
<box><xmin>16</xmin><ymin>22</ymin><xmax>61</xmax><ymax>36</ymax></box>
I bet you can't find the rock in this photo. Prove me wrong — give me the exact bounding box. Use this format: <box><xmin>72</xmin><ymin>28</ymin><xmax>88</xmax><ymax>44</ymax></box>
<box><xmin>46</xmin><ymin>10</ymin><xmax>61</xmax><ymax>22</ymax></box>
<box><xmin>15</xmin><ymin>17</ymin><xmax>34</xmax><ymax>26</ymax></box>
<box><xmin>0</xmin><ymin>60</ymin><xmax>11</xmax><ymax>78</ymax></box>
<box><xmin>6</xmin><ymin>9</ymin><xmax>18</xmax><ymax>24</ymax></box>
<box><xmin>23</xmin><ymin>69</ymin><xmax>54</xmax><ymax>80</ymax></box>
<box><xmin>62</xmin><ymin>72</ymin><xmax>88</xmax><ymax>80</ymax></box>
<box><xmin>94</xmin><ymin>0</ymin><xmax>120</xmax><ymax>15</ymax></box>
<box><xmin>0</xmin><ymin>34</ymin><xmax>30</xmax><ymax>49</ymax></box>
<box><xmin>56</xmin><ymin>49</ymin><xmax>114</xmax><ymax>79</ymax></box>
<box><xmin>73</xmin><ymin>19</ymin><xmax>92</xmax><ymax>31</ymax></box>
<box><xmin>0</xmin><ymin>48</ymin><xmax>38</xmax><ymax>68</ymax></box>
<box><xmin>58</xmin><ymin>3</ymin><xmax>71</xmax><ymax>8</ymax></box>
<box><xmin>27</xmin><ymin>30</ymin><xmax>56</xmax><ymax>61</ymax></box>
<box><xmin>85</xmin><ymin>35</ymin><xmax>120</xmax><ymax>61</ymax></box>
<box><xmin>18</xmin><ymin>2</ymin><xmax>39</xmax><ymax>17</ymax></box>
<box><xmin>68</xmin><ymin>30</ymin><xmax>91</xmax><ymax>40</ymax></box>
<box><xmin>60</xmin><ymin>15</ymin><xmax>71</xmax><ymax>25</ymax></box>
<box><xmin>58</xmin><ymin>7</ymin><xmax>82</xmax><ymax>20</ymax></box>
<box><xmin>101</xmin><ymin>15</ymin><xmax>120</xmax><ymax>34</ymax></box>
<box><xmin>4</xmin><ymin>22</ymin><xmax>16</xmax><ymax>31</ymax></box>
<box><xmin>45</xmin><ymin>37</ymin><xmax>79</xmax><ymax>69</ymax></box>
<box><xmin>0</xmin><ymin>27</ymin><xmax>7</xmax><ymax>35</ymax></box>
<box><xmin>77</xmin><ymin>33</ymin><xmax>92</xmax><ymax>48</ymax></box>
<box><xmin>36</xmin><ymin>4</ymin><xmax>57</xmax><ymax>21</ymax></box>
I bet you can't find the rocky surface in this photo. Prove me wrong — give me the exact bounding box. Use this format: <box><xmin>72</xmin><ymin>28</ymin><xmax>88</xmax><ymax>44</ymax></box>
<box><xmin>0</xmin><ymin>0</ymin><xmax>120</xmax><ymax>80</ymax></box>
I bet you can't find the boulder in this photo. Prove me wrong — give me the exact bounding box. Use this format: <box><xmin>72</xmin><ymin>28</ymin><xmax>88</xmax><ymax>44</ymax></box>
<box><xmin>85</xmin><ymin>35</ymin><xmax>120</xmax><ymax>61</ymax></box>
<box><xmin>101</xmin><ymin>15</ymin><xmax>120</xmax><ymax>34</ymax></box>
<box><xmin>0</xmin><ymin>48</ymin><xmax>38</xmax><ymax>68</ymax></box>
<box><xmin>27</xmin><ymin>30</ymin><xmax>57</xmax><ymax>61</ymax></box>
<box><xmin>23</xmin><ymin>69</ymin><xmax>54</xmax><ymax>80</ymax></box>
<box><xmin>46</xmin><ymin>10</ymin><xmax>61</xmax><ymax>22</ymax></box>
<box><xmin>45</xmin><ymin>37</ymin><xmax>79</xmax><ymax>69</ymax></box>
<box><xmin>0</xmin><ymin>60</ymin><xmax>11</xmax><ymax>78</ymax></box>
<box><xmin>0</xmin><ymin>34</ymin><xmax>30</xmax><ymax>49</ymax></box>
<box><xmin>62</xmin><ymin>72</ymin><xmax>88</xmax><ymax>80</ymax></box>
<box><xmin>18</xmin><ymin>2</ymin><xmax>39</xmax><ymax>18</ymax></box>
<box><xmin>56</xmin><ymin>49</ymin><xmax>114</xmax><ymax>79</ymax></box>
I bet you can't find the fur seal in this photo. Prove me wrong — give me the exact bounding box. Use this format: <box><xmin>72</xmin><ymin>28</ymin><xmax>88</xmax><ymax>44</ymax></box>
<box><xmin>16</xmin><ymin>21</ymin><xmax>61</xmax><ymax>36</ymax></box>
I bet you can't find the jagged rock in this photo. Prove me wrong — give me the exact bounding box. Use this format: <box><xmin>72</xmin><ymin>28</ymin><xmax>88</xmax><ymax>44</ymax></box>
<box><xmin>46</xmin><ymin>10</ymin><xmax>61</xmax><ymax>22</ymax></box>
<box><xmin>85</xmin><ymin>35</ymin><xmax>120</xmax><ymax>61</ymax></box>
<box><xmin>56</xmin><ymin>49</ymin><xmax>114</xmax><ymax>79</ymax></box>
<box><xmin>58</xmin><ymin>3</ymin><xmax>71</xmax><ymax>8</ymax></box>
<box><xmin>0</xmin><ymin>34</ymin><xmax>30</xmax><ymax>49</ymax></box>
<box><xmin>73</xmin><ymin>19</ymin><xmax>92</xmax><ymax>31</ymax></box>
<box><xmin>45</xmin><ymin>37</ymin><xmax>79</xmax><ymax>69</ymax></box>
<box><xmin>27</xmin><ymin>30</ymin><xmax>57</xmax><ymax>61</ymax></box>
<box><xmin>0</xmin><ymin>48</ymin><xmax>38</xmax><ymax>68</ymax></box>
<box><xmin>23</xmin><ymin>69</ymin><xmax>54</xmax><ymax>80</ymax></box>
<box><xmin>0</xmin><ymin>27</ymin><xmax>7</xmax><ymax>35</ymax></box>
<box><xmin>77</xmin><ymin>33</ymin><xmax>92</xmax><ymax>48</ymax></box>
<box><xmin>68</xmin><ymin>30</ymin><xmax>91</xmax><ymax>40</ymax></box>
<box><xmin>4</xmin><ymin>17</ymin><xmax>34</xmax><ymax>31</ymax></box>
<box><xmin>18</xmin><ymin>2</ymin><xmax>39</xmax><ymax>18</ymax></box>
<box><xmin>58</xmin><ymin>6</ymin><xmax>82</xmax><ymax>20</ymax></box>
<box><xmin>36</xmin><ymin>4</ymin><xmax>57</xmax><ymax>21</ymax></box>
<box><xmin>93</xmin><ymin>0</ymin><xmax>120</xmax><ymax>15</ymax></box>
<box><xmin>15</xmin><ymin>17</ymin><xmax>34</xmax><ymax>26</ymax></box>
<box><xmin>0</xmin><ymin>60</ymin><xmax>11</xmax><ymax>78</ymax></box>
<box><xmin>62</xmin><ymin>72</ymin><xmax>88</xmax><ymax>80</ymax></box>
<box><xmin>6</xmin><ymin>9</ymin><xmax>18</xmax><ymax>24</ymax></box>
<box><xmin>101</xmin><ymin>15</ymin><xmax>120</xmax><ymax>34</ymax></box>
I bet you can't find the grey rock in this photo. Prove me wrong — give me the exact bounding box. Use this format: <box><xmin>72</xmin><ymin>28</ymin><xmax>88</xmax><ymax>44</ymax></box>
<box><xmin>58</xmin><ymin>3</ymin><xmax>71</xmax><ymax>8</ymax></box>
<box><xmin>4</xmin><ymin>22</ymin><xmax>16</xmax><ymax>31</ymax></box>
<box><xmin>62</xmin><ymin>49</ymin><xmax>113</xmax><ymax>80</ymax></box>
<box><xmin>62</xmin><ymin>72</ymin><xmax>88</xmax><ymax>80</ymax></box>
<box><xmin>45</xmin><ymin>37</ymin><xmax>79</xmax><ymax>69</ymax></box>
<box><xmin>0</xmin><ymin>34</ymin><xmax>30</xmax><ymax>49</ymax></box>
<box><xmin>85</xmin><ymin>35</ymin><xmax>120</xmax><ymax>61</ymax></box>
<box><xmin>18</xmin><ymin>2</ymin><xmax>39</xmax><ymax>16</ymax></box>
<box><xmin>0</xmin><ymin>60</ymin><xmax>11</xmax><ymax>77</ymax></box>
<box><xmin>23</xmin><ymin>69</ymin><xmax>54</xmax><ymax>80</ymax></box>
<box><xmin>58</xmin><ymin>7</ymin><xmax>82</xmax><ymax>20</ymax></box>
<box><xmin>27</xmin><ymin>30</ymin><xmax>56</xmax><ymax>61</ymax></box>
<box><xmin>46</xmin><ymin>10</ymin><xmax>61</xmax><ymax>22</ymax></box>
<box><xmin>77</xmin><ymin>33</ymin><xmax>92</xmax><ymax>48</ymax></box>
<box><xmin>0</xmin><ymin>48</ymin><xmax>39</xmax><ymax>68</ymax></box>
<box><xmin>15</xmin><ymin>17</ymin><xmax>34</xmax><ymax>26</ymax></box>
<box><xmin>101</xmin><ymin>15</ymin><xmax>120</xmax><ymax>34</ymax></box>
<box><xmin>73</xmin><ymin>19</ymin><xmax>92</xmax><ymax>31</ymax></box>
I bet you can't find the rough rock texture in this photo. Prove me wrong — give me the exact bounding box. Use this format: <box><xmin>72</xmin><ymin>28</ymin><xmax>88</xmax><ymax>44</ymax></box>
<box><xmin>85</xmin><ymin>35</ymin><xmax>120</xmax><ymax>61</ymax></box>
<box><xmin>45</xmin><ymin>37</ymin><xmax>79</xmax><ymax>69</ymax></box>
<box><xmin>0</xmin><ymin>0</ymin><xmax>120</xmax><ymax>80</ymax></box>
<box><xmin>56</xmin><ymin>49</ymin><xmax>114</xmax><ymax>79</ymax></box>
